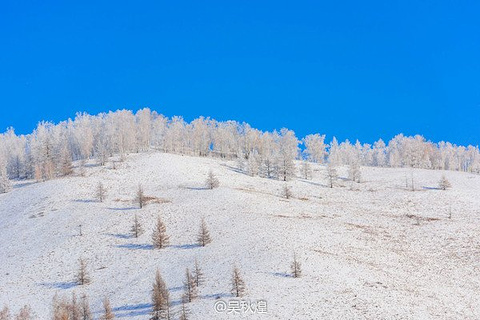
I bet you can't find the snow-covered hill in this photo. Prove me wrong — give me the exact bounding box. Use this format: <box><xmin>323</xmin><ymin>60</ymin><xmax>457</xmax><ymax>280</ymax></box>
<box><xmin>1</xmin><ymin>152</ymin><xmax>480</xmax><ymax>319</ymax></box>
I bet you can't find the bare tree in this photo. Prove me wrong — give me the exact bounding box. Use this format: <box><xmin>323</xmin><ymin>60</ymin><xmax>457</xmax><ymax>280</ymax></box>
<box><xmin>101</xmin><ymin>297</ymin><xmax>114</xmax><ymax>320</ymax></box>
<box><xmin>196</xmin><ymin>218</ymin><xmax>212</xmax><ymax>247</ymax></box>
<box><xmin>281</xmin><ymin>184</ymin><xmax>293</xmax><ymax>199</ymax></box>
<box><xmin>131</xmin><ymin>214</ymin><xmax>143</xmax><ymax>238</ymax></box>
<box><xmin>182</xmin><ymin>268</ymin><xmax>197</xmax><ymax>303</ymax></box>
<box><xmin>438</xmin><ymin>175</ymin><xmax>451</xmax><ymax>190</ymax></box>
<box><xmin>290</xmin><ymin>252</ymin><xmax>302</xmax><ymax>278</ymax></box>
<box><xmin>76</xmin><ymin>258</ymin><xmax>91</xmax><ymax>285</ymax></box>
<box><xmin>70</xmin><ymin>292</ymin><xmax>81</xmax><ymax>320</ymax></box>
<box><xmin>14</xmin><ymin>306</ymin><xmax>34</xmax><ymax>320</ymax></box>
<box><xmin>151</xmin><ymin>270</ymin><xmax>171</xmax><ymax>320</ymax></box>
<box><xmin>326</xmin><ymin>163</ymin><xmax>338</xmax><ymax>188</ymax></box>
<box><xmin>96</xmin><ymin>182</ymin><xmax>106</xmax><ymax>202</ymax></box>
<box><xmin>205</xmin><ymin>170</ymin><xmax>219</xmax><ymax>189</ymax></box>
<box><xmin>179</xmin><ymin>302</ymin><xmax>189</xmax><ymax>320</ymax></box>
<box><xmin>152</xmin><ymin>216</ymin><xmax>169</xmax><ymax>249</ymax></box>
<box><xmin>0</xmin><ymin>306</ymin><xmax>11</xmax><ymax>320</ymax></box>
<box><xmin>231</xmin><ymin>266</ymin><xmax>246</xmax><ymax>297</ymax></box>
<box><xmin>136</xmin><ymin>184</ymin><xmax>145</xmax><ymax>208</ymax></box>
<box><xmin>80</xmin><ymin>294</ymin><xmax>92</xmax><ymax>320</ymax></box>
<box><xmin>193</xmin><ymin>258</ymin><xmax>204</xmax><ymax>287</ymax></box>
<box><xmin>52</xmin><ymin>294</ymin><xmax>69</xmax><ymax>320</ymax></box>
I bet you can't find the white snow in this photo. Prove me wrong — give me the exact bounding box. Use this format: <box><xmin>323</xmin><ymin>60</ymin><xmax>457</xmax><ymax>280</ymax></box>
<box><xmin>1</xmin><ymin>152</ymin><xmax>480</xmax><ymax>319</ymax></box>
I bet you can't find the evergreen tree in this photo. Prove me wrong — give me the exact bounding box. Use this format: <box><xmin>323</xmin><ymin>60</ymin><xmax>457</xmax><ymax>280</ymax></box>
<box><xmin>152</xmin><ymin>216</ymin><xmax>169</xmax><ymax>249</ymax></box>
<box><xmin>131</xmin><ymin>214</ymin><xmax>143</xmax><ymax>238</ymax></box>
<box><xmin>151</xmin><ymin>270</ymin><xmax>171</xmax><ymax>320</ymax></box>
<box><xmin>231</xmin><ymin>266</ymin><xmax>246</xmax><ymax>297</ymax></box>
<box><xmin>196</xmin><ymin>218</ymin><xmax>212</xmax><ymax>247</ymax></box>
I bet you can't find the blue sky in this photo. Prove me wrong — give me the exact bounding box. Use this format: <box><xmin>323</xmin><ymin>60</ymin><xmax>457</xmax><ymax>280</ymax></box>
<box><xmin>0</xmin><ymin>1</ymin><xmax>479</xmax><ymax>145</ymax></box>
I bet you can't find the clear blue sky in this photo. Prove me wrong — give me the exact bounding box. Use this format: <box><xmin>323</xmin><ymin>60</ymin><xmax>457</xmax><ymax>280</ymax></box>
<box><xmin>0</xmin><ymin>1</ymin><xmax>479</xmax><ymax>145</ymax></box>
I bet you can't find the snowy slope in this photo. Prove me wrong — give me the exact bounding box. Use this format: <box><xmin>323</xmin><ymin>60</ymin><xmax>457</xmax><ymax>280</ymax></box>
<box><xmin>1</xmin><ymin>152</ymin><xmax>480</xmax><ymax>319</ymax></box>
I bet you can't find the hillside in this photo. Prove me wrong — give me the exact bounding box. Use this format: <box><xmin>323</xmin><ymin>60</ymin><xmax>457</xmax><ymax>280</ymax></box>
<box><xmin>1</xmin><ymin>152</ymin><xmax>480</xmax><ymax>319</ymax></box>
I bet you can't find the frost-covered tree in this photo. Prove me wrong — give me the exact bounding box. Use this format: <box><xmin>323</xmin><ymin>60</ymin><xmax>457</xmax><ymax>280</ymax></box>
<box><xmin>131</xmin><ymin>214</ymin><xmax>143</xmax><ymax>238</ymax></box>
<box><xmin>152</xmin><ymin>216</ymin><xmax>169</xmax><ymax>249</ymax></box>
<box><xmin>326</xmin><ymin>162</ymin><xmax>338</xmax><ymax>188</ymax></box>
<box><xmin>136</xmin><ymin>184</ymin><xmax>145</xmax><ymax>208</ymax></box>
<box><xmin>303</xmin><ymin>134</ymin><xmax>326</xmax><ymax>163</ymax></box>
<box><xmin>300</xmin><ymin>160</ymin><xmax>312</xmax><ymax>180</ymax></box>
<box><xmin>348</xmin><ymin>161</ymin><xmax>361</xmax><ymax>183</ymax></box>
<box><xmin>95</xmin><ymin>182</ymin><xmax>107</xmax><ymax>202</ymax></box>
<box><xmin>275</xmin><ymin>128</ymin><xmax>298</xmax><ymax>181</ymax></box>
<box><xmin>231</xmin><ymin>266</ymin><xmax>246</xmax><ymax>297</ymax></box>
<box><xmin>281</xmin><ymin>184</ymin><xmax>293</xmax><ymax>199</ymax></box>
<box><xmin>205</xmin><ymin>170</ymin><xmax>219</xmax><ymax>189</ymax></box>
<box><xmin>76</xmin><ymin>258</ymin><xmax>90</xmax><ymax>285</ymax></box>
<box><xmin>151</xmin><ymin>270</ymin><xmax>171</xmax><ymax>320</ymax></box>
<box><xmin>196</xmin><ymin>218</ymin><xmax>212</xmax><ymax>247</ymax></box>
<box><xmin>438</xmin><ymin>175</ymin><xmax>451</xmax><ymax>190</ymax></box>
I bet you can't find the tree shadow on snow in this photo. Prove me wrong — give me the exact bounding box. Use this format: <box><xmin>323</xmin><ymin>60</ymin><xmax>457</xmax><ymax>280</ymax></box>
<box><xmin>39</xmin><ymin>281</ymin><xmax>78</xmax><ymax>289</ymax></box>
<box><xmin>112</xmin><ymin>303</ymin><xmax>152</xmax><ymax>318</ymax></box>
<box><xmin>299</xmin><ymin>180</ymin><xmax>328</xmax><ymax>188</ymax></box>
<box><xmin>106</xmin><ymin>233</ymin><xmax>131</xmax><ymax>239</ymax></box>
<box><xmin>115</xmin><ymin>243</ymin><xmax>153</xmax><ymax>250</ymax></box>
<box><xmin>201</xmin><ymin>293</ymin><xmax>231</xmax><ymax>300</ymax></box>
<box><xmin>72</xmin><ymin>199</ymin><xmax>96</xmax><ymax>203</ymax></box>
<box><xmin>422</xmin><ymin>186</ymin><xmax>441</xmax><ymax>190</ymax></box>
<box><xmin>107</xmin><ymin>207</ymin><xmax>138</xmax><ymax>211</ymax></box>
<box><xmin>169</xmin><ymin>243</ymin><xmax>200</xmax><ymax>250</ymax></box>
<box><xmin>271</xmin><ymin>272</ymin><xmax>293</xmax><ymax>278</ymax></box>
<box><xmin>184</xmin><ymin>186</ymin><xmax>209</xmax><ymax>191</ymax></box>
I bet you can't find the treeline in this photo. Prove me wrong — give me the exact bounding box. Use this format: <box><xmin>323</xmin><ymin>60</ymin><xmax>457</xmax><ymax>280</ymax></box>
<box><xmin>0</xmin><ymin>108</ymin><xmax>478</xmax><ymax>191</ymax></box>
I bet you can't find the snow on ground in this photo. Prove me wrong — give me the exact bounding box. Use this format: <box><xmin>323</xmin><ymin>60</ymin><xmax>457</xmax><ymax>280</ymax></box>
<box><xmin>1</xmin><ymin>152</ymin><xmax>480</xmax><ymax>319</ymax></box>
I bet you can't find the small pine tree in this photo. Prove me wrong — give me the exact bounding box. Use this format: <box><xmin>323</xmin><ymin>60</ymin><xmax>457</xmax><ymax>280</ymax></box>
<box><xmin>152</xmin><ymin>216</ymin><xmax>169</xmax><ymax>249</ymax></box>
<box><xmin>291</xmin><ymin>252</ymin><xmax>302</xmax><ymax>278</ymax></box>
<box><xmin>80</xmin><ymin>294</ymin><xmax>92</xmax><ymax>320</ymax></box>
<box><xmin>96</xmin><ymin>182</ymin><xmax>106</xmax><ymax>202</ymax></box>
<box><xmin>231</xmin><ymin>266</ymin><xmax>246</xmax><ymax>297</ymax></box>
<box><xmin>136</xmin><ymin>184</ymin><xmax>145</xmax><ymax>208</ymax></box>
<box><xmin>101</xmin><ymin>298</ymin><xmax>114</xmax><ymax>320</ymax></box>
<box><xmin>76</xmin><ymin>258</ymin><xmax>91</xmax><ymax>285</ymax></box>
<box><xmin>14</xmin><ymin>305</ymin><xmax>33</xmax><ymax>320</ymax></box>
<box><xmin>182</xmin><ymin>268</ymin><xmax>197</xmax><ymax>303</ymax></box>
<box><xmin>179</xmin><ymin>301</ymin><xmax>189</xmax><ymax>320</ymax></box>
<box><xmin>131</xmin><ymin>214</ymin><xmax>143</xmax><ymax>238</ymax></box>
<box><xmin>281</xmin><ymin>184</ymin><xmax>293</xmax><ymax>199</ymax></box>
<box><xmin>193</xmin><ymin>258</ymin><xmax>205</xmax><ymax>287</ymax></box>
<box><xmin>196</xmin><ymin>218</ymin><xmax>212</xmax><ymax>247</ymax></box>
<box><xmin>439</xmin><ymin>175</ymin><xmax>451</xmax><ymax>190</ymax></box>
<box><xmin>326</xmin><ymin>163</ymin><xmax>338</xmax><ymax>188</ymax></box>
<box><xmin>205</xmin><ymin>170</ymin><xmax>219</xmax><ymax>189</ymax></box>
<box><xmin>151</xmin><ymin>270</ymin><xmax>171</xmax><ymax>320</ymax></box>
<box><xmin>51</xmin><ymin>294</ymin><xmax>68</xmax><ymax>320</ymax></box>
<box><xmin>70</xmin><ymin>292</ymin><xmax>81</xmax><ymax>320</ymax></box>
<box><xmin>0</xmin><ymin>305</ymin><xmax>11</xmax><ymax>320</ymax></box>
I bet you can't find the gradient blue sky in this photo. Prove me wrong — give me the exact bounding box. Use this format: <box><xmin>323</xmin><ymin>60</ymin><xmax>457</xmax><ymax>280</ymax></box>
<box><xmin>0</xmin><ymin>1</ymin><xmax>479</xmax><ymax>145</ymax></box>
